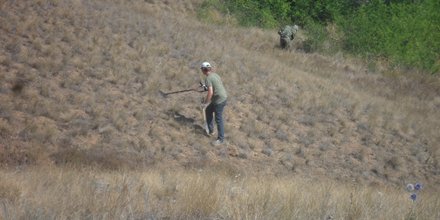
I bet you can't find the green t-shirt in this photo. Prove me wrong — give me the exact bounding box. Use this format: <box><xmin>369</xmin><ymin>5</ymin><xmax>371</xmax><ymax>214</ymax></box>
<box><xmin>205</xmin><ymin>73</ymin><xmax>227</xmax><ymax>104</ymax></box>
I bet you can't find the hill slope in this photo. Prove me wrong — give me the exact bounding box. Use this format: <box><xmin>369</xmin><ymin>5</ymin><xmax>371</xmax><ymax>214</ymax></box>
<box><xmin>0</xmin><ymin>0</ymin><xmax>439</xmax><ymax>187</ymax></box>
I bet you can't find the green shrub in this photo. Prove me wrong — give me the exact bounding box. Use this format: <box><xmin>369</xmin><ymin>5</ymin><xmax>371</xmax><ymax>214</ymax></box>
<box><xmin>198</xmin><ymin>0</ymin><xmax>291</xmax><ymax>28</ymax></box>
<box><xmin>302</xmin><ymin>20</ymin><xmax>327</xmax><ymax>53</ymax></box>
<box><xmin>199</xmin><ymin>0</ymin><xmax>440</xmax><ymax>73</ymax></box>
<box><xmin>336</xmin><ymin>0</ymin><xmax>440</xmax><ymax>72</ymax></box>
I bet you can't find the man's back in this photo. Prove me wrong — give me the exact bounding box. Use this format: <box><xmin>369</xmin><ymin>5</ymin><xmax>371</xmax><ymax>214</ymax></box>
<box><xmin>206</xmin><ymin>73</ymin><xmax>227</xmax><ymax>104</ymax></box>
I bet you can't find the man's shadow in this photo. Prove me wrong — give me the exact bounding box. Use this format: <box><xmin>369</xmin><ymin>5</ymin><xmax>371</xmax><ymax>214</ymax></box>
<box><xmin>168</xmin><ymin>110</ymin><xmax>207</xmax><ymax>136</ymax></box>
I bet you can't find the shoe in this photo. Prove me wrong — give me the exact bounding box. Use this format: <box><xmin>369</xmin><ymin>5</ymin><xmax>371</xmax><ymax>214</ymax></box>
<box><xmin>212</xmin><ymin>139</ymin><xmax>224</xmax><ymax>146</ymax></box>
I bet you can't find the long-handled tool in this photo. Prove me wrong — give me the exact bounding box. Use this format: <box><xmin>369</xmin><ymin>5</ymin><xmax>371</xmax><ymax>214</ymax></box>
<box><xmin>201</xmin><ymin>104</ymin><xmax>209</xmax><ymax>135</ymax></box>
<box><xmin>160</xmin><ymin>83</ymin><xmax>207</xmax><ymax>98</ymax></box>
<box><xmin>160</xmin><ymin>80</ymin><xmax>210</xmax><ymax>135</ymax></box>
<box><xmin>159</xmin><ymin>88</ymin><xmax>196</xmax><ymax>97</ymax></box>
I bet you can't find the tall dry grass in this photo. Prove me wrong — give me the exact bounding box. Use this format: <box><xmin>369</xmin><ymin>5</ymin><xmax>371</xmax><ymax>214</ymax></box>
<box><xmin>0</xmin><ymin>167</ymin><xmax>439</xmax><ymax>220</ymax></box>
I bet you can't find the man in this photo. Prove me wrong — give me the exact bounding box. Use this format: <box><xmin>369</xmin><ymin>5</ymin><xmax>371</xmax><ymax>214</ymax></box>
<box><xmin>278</xmin><ymin>25</ymin><xmax>299</xmax><ymax>49</ymax></box>
<box><xmin>200</xmin><ymin>62</ymin><xmax>227</xmax><ymax>146</ymax></box>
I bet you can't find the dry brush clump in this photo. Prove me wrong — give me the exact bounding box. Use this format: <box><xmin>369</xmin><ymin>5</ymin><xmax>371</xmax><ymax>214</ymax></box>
<box><xmin>0</xmin><ymin>167</ymin><xmax>439</xmax><ymax>220</ymax></box>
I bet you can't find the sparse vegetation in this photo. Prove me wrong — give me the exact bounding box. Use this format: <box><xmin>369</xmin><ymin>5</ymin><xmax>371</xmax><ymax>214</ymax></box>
<box><xmin>0</xmin><ymin>0</ymin><xmax>439</xmax><ymax>219</ymax></box>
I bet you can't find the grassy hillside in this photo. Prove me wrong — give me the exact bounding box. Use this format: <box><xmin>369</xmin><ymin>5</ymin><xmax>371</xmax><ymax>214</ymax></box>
<box><xmin>0</xmin><ymin>0</ymin><xmax>439</xmax><ymax>218</ymax></box>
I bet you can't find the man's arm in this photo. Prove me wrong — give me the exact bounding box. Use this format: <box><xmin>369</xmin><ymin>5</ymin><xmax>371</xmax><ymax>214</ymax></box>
<box><xmin>204</xmin><ymin>86</ymin><xmax>213</xmax><ymax>104</ymax></box>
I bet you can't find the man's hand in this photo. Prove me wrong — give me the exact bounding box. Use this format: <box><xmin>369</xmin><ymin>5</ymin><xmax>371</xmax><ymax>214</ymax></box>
<box><xmin>199</xmin><ymin>82</ymin><xmax>208</xmax><ymax>91</ymax></box>
<box><xmin>201</xmin><ymin>97</ymin><xmax>209</xmax><ymax>104</ymax></box>
<box><xmin>200</xmin><ymin>97</ymin><xmax>209</xmax><ymax>109</ymax></box>
<box><xmin>201</xmin><ymin>103</ymin><xmax>209</xmax><ymax>110</ymax></box>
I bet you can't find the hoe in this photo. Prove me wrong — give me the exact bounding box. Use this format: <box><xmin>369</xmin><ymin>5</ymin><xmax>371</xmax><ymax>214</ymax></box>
<box><xmin>160</xmin><ymin>83</ymin><xmax>209</xmax><ymax>134</ymax></box>
<box><xmin>159</xmin><ymin>82</ymin><xmax>207</xmax><ymax>98</ymax></box>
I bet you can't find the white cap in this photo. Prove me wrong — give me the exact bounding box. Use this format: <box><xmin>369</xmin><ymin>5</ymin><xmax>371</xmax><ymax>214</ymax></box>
<box><xmin>200</xmin><ymin>62</ymin><xmax>212</xmax><ymax>69</ymax></box>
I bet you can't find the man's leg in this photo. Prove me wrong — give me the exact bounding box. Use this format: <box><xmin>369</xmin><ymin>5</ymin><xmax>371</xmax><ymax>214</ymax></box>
<box><xmin>214</xmin><ymin>101</ymin><xmax>226</xmax><ymax>141</ymax></box>
<box><xmin>205</xmin><ymin>103</ymin><xmax>215</xmax><ymax>134</ymax></box>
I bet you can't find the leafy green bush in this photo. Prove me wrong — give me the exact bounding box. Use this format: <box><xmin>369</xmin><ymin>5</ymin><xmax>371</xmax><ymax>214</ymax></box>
<box><xmin>301</xmin><ymin>19</ymin><xmax>327</xmax><ymax>53</ymax></box>
<box><xmin>198</xmin><ymin>0</ymin><xmax>291</xmax><ymax>28</ymax></box>
<box><xmin>198</xmin><ymin>0</ymin><xmax>440</xmax><ymax>73</ymax></box>
<box><xmin>290</xmin><ymin>0</ymin><xmax>334</xmax><ymax>25</ymax></box>
<box><xmin>337</xmin><ymin>0</ymin><xmax>440</xmax><ymax>72</ymax></box>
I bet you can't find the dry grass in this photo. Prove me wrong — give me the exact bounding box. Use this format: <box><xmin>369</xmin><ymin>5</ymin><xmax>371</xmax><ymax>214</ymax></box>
<box><xmin>0</xmin><ymin>167</ymin><xmax>439</xmax><ymax>219</ymax></box>
<box><xmin>0</xmin><ymin>0</ymin><xmax>439</xmax><ymax>218</ymax></box>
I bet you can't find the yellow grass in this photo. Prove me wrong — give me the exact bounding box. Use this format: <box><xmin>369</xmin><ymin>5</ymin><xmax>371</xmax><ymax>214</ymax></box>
<box><xmin>0</xmin><ymin>167</ymin><xmax>439</xmax><ymax>219</ymax></box>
